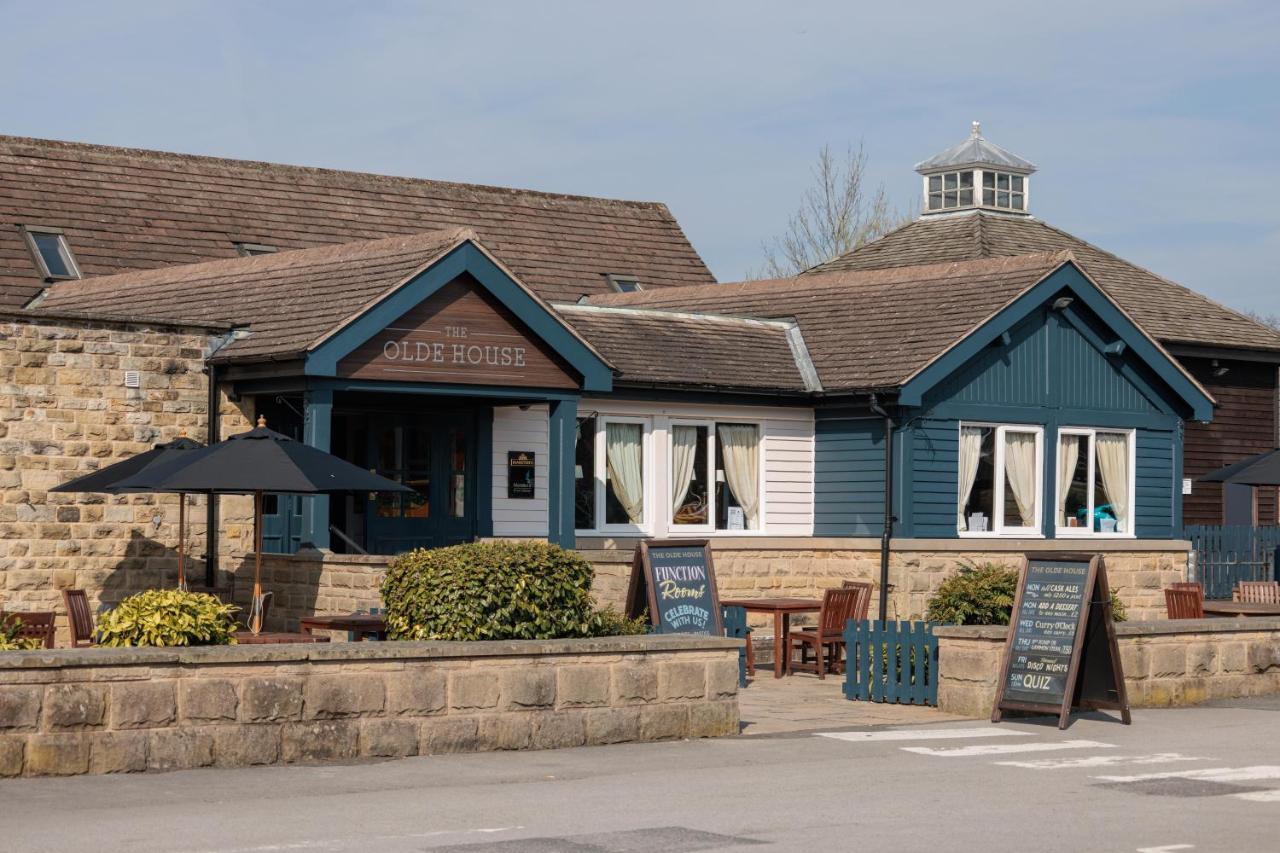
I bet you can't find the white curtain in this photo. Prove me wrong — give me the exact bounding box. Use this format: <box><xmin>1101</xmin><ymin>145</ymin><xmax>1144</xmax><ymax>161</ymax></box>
<box><xmin>671</xmin><ymin>426</ymin><xmax>699</xmax><ymax>521</ymax></box>
<box><xmin>1004</xmin><ymin>431</ymin><xmax>1038</xmax><ymax>528</ymax></box>
<box><xmin>957</xmin><ymin>426</ymin><xmax>984</xmax><ymax>531</ymax></box>
<box><xmin>717</xmin><ymin>425</ymin><xmax>760</xmax><ymax>529</ymax></box>
<box><xmin>1057</xmin><ymin>434</ymin><xmax>1080</xmax><ymax>527</ymax></box>
<box><xmin>1096</xmin><ymin>433</ymin><xmax>1130</xmax><ymax>533</ymax></box>
<box><xmin>605</xmin><ymin>423</ymin><xmax>644</xmax><ymax>524</ymax></box>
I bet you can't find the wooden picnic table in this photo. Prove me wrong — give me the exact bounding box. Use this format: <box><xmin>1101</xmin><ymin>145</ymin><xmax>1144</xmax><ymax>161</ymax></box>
<box><xmin>298</xmin><ymin>613</ymin><xmax>388</xmax><ymax>641</ymax></box>
<box><xmin>720</xmin><ymin>597</ymin><xmax>822</xmax><ymax>679</ymax></box>
<box><xmin>233</xmin><ymin>631</ymin><xmax>330</xmax><ymax>645</ymax></box>
<box><xmin>1202</xmin><ymin>601</ymin><xmax>1280</xmax><ymax>618</ymax></box>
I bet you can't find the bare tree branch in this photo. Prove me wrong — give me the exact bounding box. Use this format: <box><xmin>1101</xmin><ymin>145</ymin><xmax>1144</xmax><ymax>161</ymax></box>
<box><xmin>1244</xmin><ymin>309</ymin><xmax>1280</xmax><ymax>331</ymax></box>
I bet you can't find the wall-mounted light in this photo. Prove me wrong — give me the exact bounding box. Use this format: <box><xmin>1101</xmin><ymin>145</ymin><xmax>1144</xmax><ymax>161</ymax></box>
<box><xmin>1212</xmin><ymin>359</ymin><xmax>1230</xmax><ymax>378</ymax></box>
<box><xmin>1104</xmin><ymin>341</ymin><xmax>1127</xmax><ymax>357</ymax></box>
<box><xmin>1051</xmin><ymin>296</ymin><xmax>1074</xmax><ymax>311</ymax></box>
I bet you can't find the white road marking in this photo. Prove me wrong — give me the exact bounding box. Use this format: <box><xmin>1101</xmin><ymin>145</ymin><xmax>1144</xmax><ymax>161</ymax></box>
<box><xmin>1095</xmin><ymin>766</ymin><xmax>1280</xmax><ymax>784</ymax></box>
<box><xmin>1233</xmin><ymin>789</ymin><xmax>1280</xmax><ymax>802</ymax></box>
<box><xmin>902</xmin><ymin>739</ymin><xmax>1116</xmax><ymax>758</ymax></box>
<box><xmin>817</xmin><ymin>727</ymin><xmax>1037</xmax><ymax>743</ymax></box>
<box><xmin>178</xmin><ymin>827</ymin><xmax>522</xmax><ymax>853</ymax></box>
<box><xmin>1136</xmin><ymin>845</ymin><xmax>1194</xmax><ymax>852</ymax></box>
<box><xmin>996</xmin><ymin>753</ymin><xmax>1206</xmax><ymax>770</ymax></box>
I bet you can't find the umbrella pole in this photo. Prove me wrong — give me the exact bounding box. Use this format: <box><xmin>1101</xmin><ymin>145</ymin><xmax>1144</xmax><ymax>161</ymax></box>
<box><xmin>177</xmin><ymin>493</ymin><xmax>186</xmax><ymax>591</ymax></box>
<box><xmin>251</xmin><ymin>490</ymin><xmax>264</xmax><ymax>634</ymax></box>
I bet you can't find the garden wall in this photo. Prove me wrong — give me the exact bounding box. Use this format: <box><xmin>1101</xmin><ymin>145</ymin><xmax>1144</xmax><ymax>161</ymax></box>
<box><xmin>935</xmin><ymin>618</ymin><xmax>1280</xmax><ymax>718</ymax></box>
<box><xmin>0</xmin><ymin>634</ymin><xmax>740</xmax><ymax>777</ymax></box>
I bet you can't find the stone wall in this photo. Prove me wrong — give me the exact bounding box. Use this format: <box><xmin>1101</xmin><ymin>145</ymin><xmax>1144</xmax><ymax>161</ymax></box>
<box><xmin>0</xmin><ymin>634</ymin><xmax>740</xmax><ymax>777</ymax></box>
<box><xmin>0</xmin><ymin>313</ymin><xmax>220</xmax><ymax>640</ymax></box>
<box><xmin>936</xmin><ymin>618</ymin><xmax>1280</xmax><ymax>718</ymax></box>
<box><xmin>221</xmin><ymin>551</ymin><xmax>388</xmax><ymax>632</ymax></box>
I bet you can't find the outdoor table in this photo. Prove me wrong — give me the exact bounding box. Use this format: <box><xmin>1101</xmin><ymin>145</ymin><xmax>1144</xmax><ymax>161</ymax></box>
<box><xmin>719</xmin><ymin>597</ymin><xmax>822</xmax><ymax>679</ymax></box>
<box><xmin>233</xmin><ymin>631</ymin><xmax>331</xmax><ymax>645</ymax></box>
<box><xmin>298</xmin><ymin>613</ymin><xmax>388</xmax><ymax>641</ymax></box>
<box><xmin>1202</xmin><ymin>601</ymin><xmax>1280</xmax><ymax>618</ymax></box>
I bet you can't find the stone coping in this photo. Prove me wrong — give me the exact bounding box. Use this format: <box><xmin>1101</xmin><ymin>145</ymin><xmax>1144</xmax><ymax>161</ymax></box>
<box><xmin>933</xmin><ymin>617</ymin><xmax>1280</xmax><ymax>641</ymax></box>
<box><xmin>0</xmin><ymin>634</ymin><xmax>742</xmax><ymax>671</ymax></box>
<box><xmin>576</xmin><ymin>537</ymin><xmax>1191</xmax><ymax>553</ymax></box>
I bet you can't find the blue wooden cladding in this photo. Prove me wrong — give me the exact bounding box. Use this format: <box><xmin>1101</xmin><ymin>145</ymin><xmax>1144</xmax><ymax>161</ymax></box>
<box><xmin>843</xmin><ymin>620</ymin><xmax>939</xmax><ymax>706</ymax></box>
<box><xmin>1186</xmin><ymin>525</ymin><xmax>1280</xmax><ymax>600</ymax></box>
<box><xmin>721</xmin><ymin>605</ymin><xmax>750</xmax><ymax>688</ymax></box>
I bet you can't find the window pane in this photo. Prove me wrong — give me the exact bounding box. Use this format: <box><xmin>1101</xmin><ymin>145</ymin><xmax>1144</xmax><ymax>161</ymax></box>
<box><xmin>1011</xmin><ymin>175</ymin><xmax>1024</xmax><ymax>191</ymax></box>
<box><xmin>983</xmin><ymin>189</ymin><xmax>995</xmax><ymax>206</ymax></box>
<box><xmin>928</xmin><ymin>193</ymin><xmax>943</xmax><ymax>210</ymax></box>
<box><xmin>605</xmin><ymin>422</ymin><xmax>644</xmax><ymax>525</ymax></box>
<box><xmin>959</xmin><ymin>189</ymin><xmax>973</xmax><ymax>206</ymax></box>
<box><xmin>1010</xmin><ymin>193</ymin><xmax>1024</xmax><ymax>210</ymax></box>
<box><xmin>575</xmin><ymin>417</ymin><xmax>597</xmax><ymax>530</ymax></box>
<box><xmin>944</xmin><ymin>173</ymin><xmax>958</xmax><ymax>189</ymax></box>
<box><xmin>928</xmin><ymin>175</ymin><xmax>942</xmax><ymax>192</ymax></box>
<box><xmin>1094</xmin><ymin>433</ymin><xmax>1129</xmax><ymax>533</ymax></box>
<box><xmin>1003</xmin><ymin>430</ymin><xmax>1038</xmax><ymax>528</ymax></box>
<box><xmin>716</xmin><ymin>423</ymin><xmax>760</xmax><ymax>530</ymax></box>
<box><xmin>996</xmin><ymin>173</ymin><xmax>1010</xmax><ymax>190</ymax></box>
<box><xmin>33</xmin><ymin>232</ymin><xmax>72</xmax><ymax>278</ymax></box>
<box><xmin>982</xmin><ymin>171</ymin><xmax>994</xmax><ymax>188</ymax></box>
<box><xmin>997</xmin><ymin>191</ymin><xmax>1010</xmax><ymax>207</ymax></box>
<box><xmin>944</xmin><ymin>191</ymin><xmax>958</xmax><ymax>207</ymax></box>
<box><xmin>449</xmin><ymin>429</ymin><xmax>466</xmax><ymax>518</ymax></box>
<box><xmin>672</xmin><ymin>425</ymin><xmax>708</xmax><ymax>525</ymax></box>
<box><xmin>960</xmin><ymin>171</ymin><xmax>974</xmax><ymax>188</ymax></box>
<box><xmin>960</xmin><ymin>426</ymin><xmax>995</xmax><ymax>531</ymax></box>
<box><xmin>1059</xmin><ymin>434</ymin><xmax>1088</xmax><ymax>529</ymax></box>
<box><xmin>405</xmin><ymin>473</ymin><xmax>429</xmax><ymax>518</ymax></box>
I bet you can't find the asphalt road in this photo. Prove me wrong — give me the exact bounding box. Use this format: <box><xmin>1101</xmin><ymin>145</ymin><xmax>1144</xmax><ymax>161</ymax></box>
<box><xmin>4</xmin><ymin>698</ymin><xmax>1280</xmax><ymax>853</ymax></box>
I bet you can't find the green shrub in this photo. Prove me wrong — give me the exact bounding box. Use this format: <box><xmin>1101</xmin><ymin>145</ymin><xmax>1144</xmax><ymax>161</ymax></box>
<box><xmin>0</xmin><ymin>618</ymin><xmax>41</xmax><ymax>652</ymax></box>
<box><xmin>383</xmin><ymin>540</ymin><xmax>627</xmax><ymax>641</ymax></box>
<box><xmin>925</xmin><ymin>564</ymin><xmax>1128</xmax><ymax>625</ymax></box>
<box><xmin>97</xmin><ymin>589</ymin><xmax>238</xmax><ymax>647</ymax></box>
<box><xmin>590</xmin><ymin>606</ymin><xmax>650</xmax><ymax>638</ymax></box>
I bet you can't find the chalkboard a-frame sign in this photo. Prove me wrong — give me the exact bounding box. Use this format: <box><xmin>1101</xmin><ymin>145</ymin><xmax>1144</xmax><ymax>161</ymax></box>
<box><xmin>626</xmin><ymin>540</ymin><xmax>723</xmax><ymax>635</ymax></box>
<box><xmin>991</xmin><ymin>553</ymin><xmax>1131</xmax><ymax>730</ymax></box>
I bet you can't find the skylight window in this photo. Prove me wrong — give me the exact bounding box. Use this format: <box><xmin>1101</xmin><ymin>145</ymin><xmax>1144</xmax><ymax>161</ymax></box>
<box><xmin>234</xmin><ymin>242</ymin><xmax>278</xmax><ymax>257</ymax></box>
<box><xmin>21</xmin><ymin>226</ymin><xmax>81</xmax><ymax>281</ymax></box>
<box><xmin>605</xmin><ymin>274</ymin><xmax>643</xmax><ymax>293</ymax></box>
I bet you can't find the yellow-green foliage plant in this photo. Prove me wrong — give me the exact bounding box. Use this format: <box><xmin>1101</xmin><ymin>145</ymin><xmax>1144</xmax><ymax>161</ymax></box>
<box><xmin>0</xmin><ymin>618</ymin><xmax>41</xmax><ymax>651</ymax></box>
<box><xmin>97</xmin><ymin>589</ymin><xmax>239</xmax><ymax>647</ymax></box>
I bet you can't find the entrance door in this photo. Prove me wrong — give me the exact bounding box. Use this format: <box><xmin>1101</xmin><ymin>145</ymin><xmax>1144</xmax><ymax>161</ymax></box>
<box><xmin>365</xmin><ymin>411</ymin><xmax>477</xmax><ymax>554</ymax></box>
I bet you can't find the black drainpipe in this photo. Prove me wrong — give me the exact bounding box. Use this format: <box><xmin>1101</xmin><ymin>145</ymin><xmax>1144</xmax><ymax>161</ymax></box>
<box><xmin>868</xmin><ymin>393</ymin><xmax>895</xmax><ymax>622</ymax></box>
<box><xmin>204</xmin><ymin>361</ymin><xmax>219</xmax><ymax>588</ymax></box>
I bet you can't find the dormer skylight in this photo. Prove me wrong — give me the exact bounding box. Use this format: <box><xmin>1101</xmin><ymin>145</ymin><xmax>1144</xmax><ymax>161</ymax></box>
<box><xmin>605</xmin><ymin>274</ymin><xmax>643</xmax><ymax>293</ymax></box>
<box><xmin>234</xmin><ymin>242</ymin><xmax>278</xmax><ymax>257</ymax></box>
<box><xmin>916</xmin><ymin>122</ymin><xmax>1035</xmax><ymax>217</ymax></box>
<box><xmin>21</xmin><ymin>226</ymin><xmax>81</xmax><ymax>281</ymax></box>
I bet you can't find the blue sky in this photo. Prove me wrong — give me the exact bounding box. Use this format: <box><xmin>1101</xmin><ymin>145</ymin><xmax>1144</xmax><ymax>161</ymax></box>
<box><xmin>3</xmin><ymin>1</ymin><xmax>1278</xmax><ymax>314</ymax></box>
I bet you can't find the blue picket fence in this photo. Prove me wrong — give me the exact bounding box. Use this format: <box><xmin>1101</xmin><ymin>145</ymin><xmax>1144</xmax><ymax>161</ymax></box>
<box><xmin>1185</xmin><ymin>525</ymin><xmax>1280</xmax><ymax>600</ymax></box>
<box><xmin>843</xmin><ymin>620</ymin><xmax>938</xmax><ymax>706</ymax></box>
<box><xmin>721</xmin><ymin>605</ymin><xmax>750</xmax><ymax>688</ymax></box>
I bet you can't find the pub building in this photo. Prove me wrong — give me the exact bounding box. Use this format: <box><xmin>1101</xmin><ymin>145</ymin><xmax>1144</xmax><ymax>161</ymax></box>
<box><xmin>2</xmin><ymin>126</ymin><xmax>1278</xmax><ymax>631</ymax></box>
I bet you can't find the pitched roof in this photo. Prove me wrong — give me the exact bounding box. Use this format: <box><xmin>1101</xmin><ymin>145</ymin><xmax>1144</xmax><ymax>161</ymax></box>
<box><xmin>808</xmin><ymin>211</ymin><xmax>1280</xmax><ymax>354</ymax></box>
<box><xmin>587</xmin><ymin>253</ymin><xmax>1071</xmax><ymax>390</ymax></box>
<box><xmin>0</xmin><ymin>135</ymin><xmax>714</xmax><ymax>310</ymax></box>
<box><xmin>915</xmin><ymin>125</ymin><xmax>1036</xmax><ymax>173</ymax></box>
<box><xmin>35</xmin><ymin>229</ymin><xmax>475</xmax><ymax>362</ymax></box>
<box><xmin>557</xmin><ymin>304</ymin><xmax>817</xmax><ymax>393</ymax></box>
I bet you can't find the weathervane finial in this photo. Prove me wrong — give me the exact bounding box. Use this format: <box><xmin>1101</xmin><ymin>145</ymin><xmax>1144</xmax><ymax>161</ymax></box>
<box><xmin>257</xmin><ymin>415</ymin><xmax>267</xmax><ymax>428</ymax></box>
<box><xmin>971</xmin><ymin>120</ymin><xmax>982</xmax><ymax>137</ymax></box>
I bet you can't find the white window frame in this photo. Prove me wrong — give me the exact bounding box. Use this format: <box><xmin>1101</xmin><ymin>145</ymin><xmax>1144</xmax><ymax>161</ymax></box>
<box><xmin>668</xmin><ymin>418</ymin><xmax>715</xmax><ymax>533</ymax></box>
<box><xmin>924</xmin><ymin>170</ymin><xmax>976</xmax><ymax>212</ymax></box>
<box><xmin>1054</xmin><ymin>427</ymin><xmax>1137</xmax><ymax>539</ymax></box>
<box><xmin>980</xmin><ymin>170</ymin><xmax>1027</xmax><ymax>211</ymax></box>
<box><xmin>593</xmin><ymin>415</ymin><xmax>653</xmax><ymax>536</ymax></box>
<box><xmin>20</xmin><ymin>226</ymin><xmax>81</xmax><ymax>281</ymax></box>
<box><xmin>957</xmin><ymin>422</ymin><xmax>1045</xmax><ymax>538</ymax></box>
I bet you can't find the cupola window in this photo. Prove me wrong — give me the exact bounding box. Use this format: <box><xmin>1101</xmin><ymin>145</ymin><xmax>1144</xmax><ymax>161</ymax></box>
<box><xmin>982</xmin><ymin>172</ymin><xmax>1026</xmax><ymax>211</ymax></box>
<box><xmin>926</xmin><ymin>171</ymin><xmax>975</xmax><ymax>211</ymax></box>
<box><xmin>915</xmin><ymin>122</ymin><xmax>1036</xmax><ymax>217</ymax></box>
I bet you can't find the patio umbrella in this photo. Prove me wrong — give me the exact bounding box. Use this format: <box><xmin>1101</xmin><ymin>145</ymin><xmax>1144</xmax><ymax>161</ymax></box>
<box><xmin>116</xmin><ymin>418</ymin><xmax>412</xmax><ymax>633</ymax></box>
<box><xmin>1200</xmin><ymin>449</ymin><xmax>1280</xmax><ymax>486</ymax></box>
<box><xmin>50</xmin><ymin>437</ymin><xmax>204</xmax><ymax>590</ymax></box>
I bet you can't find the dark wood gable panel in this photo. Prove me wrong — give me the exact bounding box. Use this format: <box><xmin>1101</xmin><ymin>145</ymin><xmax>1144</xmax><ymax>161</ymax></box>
<box><xmin>337</xmin><ymin>275</ymin><xmax>580</xmax><ymax>389</ymax></box>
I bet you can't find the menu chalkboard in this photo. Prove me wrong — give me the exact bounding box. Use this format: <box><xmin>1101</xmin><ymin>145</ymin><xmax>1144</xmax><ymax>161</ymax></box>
<box><xmin>626</xmin><ymin>540</ymin><xmax>723</xmax><ymax>635</ymax></box>
<box><xmin>992</xmin><ymin>554</ymin><xmax>1130</xmax><ymax>729</ymax></box>
<box><xmin>507</xmin><ymin>451</ymin><xmax>535</xmax><ymax>499</ymax></box>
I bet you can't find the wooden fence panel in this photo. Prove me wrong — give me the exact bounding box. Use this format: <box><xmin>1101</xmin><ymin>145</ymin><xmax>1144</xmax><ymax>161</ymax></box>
<box><xmin>843</xmin><ymin>619</ymin><xmax>938</xmax><ymax>707</ymax></box>
<box><xmin>1186</xmin><ymin>525</ymin><xmax>1280</xmax><ymax>599</ymax></box>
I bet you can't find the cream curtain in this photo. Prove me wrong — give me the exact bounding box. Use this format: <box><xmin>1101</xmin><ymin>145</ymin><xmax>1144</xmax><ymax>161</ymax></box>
<box><xmin>1057</xmin><ymin>434</ymin><xmax>1080</xmax><ymax>527</ymax></box>
<box><xmin>957</xmin><ymin>426</ymin><xmax>984</xmax><ymax>531</ymax></box>
<box><xmin>605</xmin><ymin>422</ymin><xmax>644</xmax><ymax>524</ymax></box>
<box><xmin>1004</xmin><ymin>431</ymin><xmax>1038</xmax><ymax>528</ymax></box>
<box><xmin>717</xmin><ymin>425</ymin><xmax>760</xmax><ymax>529</ymax></box>
<box><xmin>1096</xmin><ymin>433</ymin><xmax>1130</xmax><ymax>533</ymax></box>
<box><xmin>671</xmin><ymin>425</ymin><xmax>699</xmax><ymax>522</ymax></box>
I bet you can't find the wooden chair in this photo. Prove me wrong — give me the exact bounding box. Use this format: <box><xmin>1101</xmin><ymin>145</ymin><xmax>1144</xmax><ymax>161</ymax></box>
<box><xmin>1165</xmin><ymin>587</ymin><xmax>1204</xmax><ymax>620</ymax></box>
<box><xmin>1236</xmin><ymin>581</ymin><xmax>1280</xmax><ymax>604</ymax></box>
<box><xmin>2</xmin><ymin>611</ymin><xmax>56</xmax><ymax>649</ymax></box>
<box><xmin>62</xmin><ymin>589</ymin><xmax>97</xmax><ymax>647</ymax></box>
<box><xmin>787</xmin><ymin>587</ymin><xmax>861</xmax><ymax>679</ymax></box>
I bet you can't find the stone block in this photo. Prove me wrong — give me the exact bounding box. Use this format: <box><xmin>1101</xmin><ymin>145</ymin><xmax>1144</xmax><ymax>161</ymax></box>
<box><xmin>89</xmin><ymin>731</ymin><xmax>148</xmax><ymax>774</ymax></box>
<box><xmin>478</xmin><ymin>713</ymin><xmax>534</xmax><ymax>751</ymax></box>
<box><xmin>1219</xmin><ymin>643</ymin><xmax>1249</xmax><ymax>674</ymax></box>
<box><xmin>1148</xmin><ymin>645</ymin><xmax>1187</xmax><ymax>680</ymax></box>
<box><xmin>359</xmin><ymin>719</ymin><xmax>419</xmax><ymax>758</ymax></box>
<box><xmin>1247</xmin><ymin>642</ymin><xmax>1277</xmax><ymax>674</ymax></box>
<box><xmin>0</xmin><ymin>735</ymin><xmax>24</xmax><ymax>777</ymax></box>
<box><xmin>611</xmin><ymin>663</ymin><xmax>658</xmax><ymax>704</ymax></box>
<box><xmin>531</xmin><ymin>710</ymin><xmax>587</xmax><ymax>750</ymax></box>
<box><xmin>500</xmin><ymin>668</ymin><xmax>556</xmax><ymax>710</ymax></box>
<box><xmin>585</xmin><ymin>707</ymin><xmax>640</xmax><ymax>745</ymax></box>
<box><xmin>385</xmin><ymin>670</ymin><xmax>446</xmax><ymax>716</ymax></box>
<box><xmin>1185</xmin><ymin>643</ymin><xmax>1218</xmax><ymax>677</ymax></box>
<box><xmin>240</xmin><ymin>677</ymin><xmax>304</xmax><ymax>722</ymax></box>
<box><xmin>213</xmin><ymin>725</ymin><xmax>280</xmax><ymax>768</ymax></box>
<box><xmin>281</xmin><ymin>720</ymin><xmax>360</xmax><ymax>763</ymax></box>
<box><xmin>556</xmin><ymin>665</ymin><xmax>611</xmax><ymax>708</ymax></box>
<box><xmin>420</xmin><ymin>716</ymin><xmax>480</xmax><ymax>755</ymax></box>
<box><xmin>179</xmin><ymin>679</ymin><xmax>238</xmax><ymax>723</ymax></box>
<box><xmin>148</xmin><ymin>728</ymin><xmax>214</xmax><ymax>772</ymax></box>
<box><xmin>658</xmin><ymin>661</ymin><xmax>706</xmax><ymax>701</ymax></box>
<box><xmin>706</xmin><ymin>658</ymin><xmax>740</xmax><ymax>700</ymax></box>
<box><xmin>303</xmin><ymin>674</ymin><xmax>385</xmax><ymax>719</ymax></box>
<box><xmin>26</xmin><ymin>733</ymin><xmax>90</xmax><ymax>776</ymax></box>
<box><xmin>941</xmin><ymin>647</ymin><xmax>1002</xmax><ymax>684</ymax></box>
<box><xmin>639</xmin><ymin>703</ymin><xmax>690</xmax><ymax>741</ymax></box>
<box><xmin>43</xmin><ymin>684</ymin><xmax>107</xmax><ymax>730</ymax></box>
<box><xmin>0</xmin><ymin>686</ymin><xmax>41</xmax><ymax>730</ymax></box>
<box><xmin>448</xmin><ymin>670</ymin><xmax>500</xmax><ymax>712</ymax></box>
<box><xmin>688</xmin><ymin>701</ymin><xmax>739</xmax><ymax>738</ymax></box>
<box><xmin>109</xmin><ymin>681</ymin><xmax>176</xmax><ymax>729</ymax></box>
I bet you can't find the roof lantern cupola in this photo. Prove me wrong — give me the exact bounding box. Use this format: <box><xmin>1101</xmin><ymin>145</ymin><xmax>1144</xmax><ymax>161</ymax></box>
<box><xmin>915</xmin><ymin>121</ymin><xmax>1036</xmax><ymax>216</ymax></box>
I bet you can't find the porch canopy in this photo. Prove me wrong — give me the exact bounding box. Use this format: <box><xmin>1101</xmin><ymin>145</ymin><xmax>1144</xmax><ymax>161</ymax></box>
<box><xmin>1201</xmin><ymin>450</ymin><xmax>1280</xmax><ymax>486</ymax></box>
